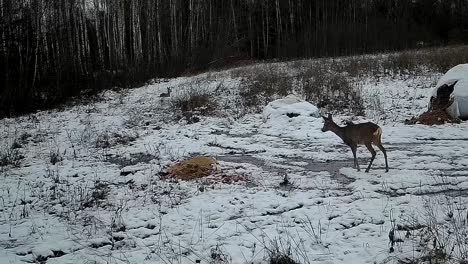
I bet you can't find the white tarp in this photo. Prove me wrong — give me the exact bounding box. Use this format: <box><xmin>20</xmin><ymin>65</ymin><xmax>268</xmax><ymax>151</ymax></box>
<box><xmin>431</xmin><ymin>64</ymin><xmax>468</xmax><ymax>119</ymax></box>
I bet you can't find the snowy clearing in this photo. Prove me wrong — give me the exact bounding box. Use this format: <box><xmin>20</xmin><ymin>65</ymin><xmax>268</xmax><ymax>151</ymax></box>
<box><xmin>1</xmin><ymin>60</ymin><xmax>468</xmax><ymax>264</ymax></box>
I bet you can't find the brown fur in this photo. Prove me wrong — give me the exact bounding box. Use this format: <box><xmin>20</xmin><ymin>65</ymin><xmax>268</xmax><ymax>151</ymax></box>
<box><xmin>321</xmin><ymin>114</ymin><xmax>389</xmax><ymax>172</ymax></box>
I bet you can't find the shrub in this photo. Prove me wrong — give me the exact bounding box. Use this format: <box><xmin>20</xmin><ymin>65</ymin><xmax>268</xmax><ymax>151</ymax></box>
<box><xmin>95</xmin><ymin>131</ymin><xmax>138</xmax><ymax>148</ymax></box>
<box><xmin>0</xmin><ymin>148</ymin><xmax>23</xmax><ymax>167</ymax></box>
<box><xmin>299</xmin><ymin>68</ymin><xmax>365</xmax><ymax>116</ymax></box>
<box><xmin>49</xmin><ymin>148</ymin><xmax>62</xmax><ymax>165</ymax></box>
<box><xmin>426</xmin><ymin>45</ymin><xmax>468</xmax><ymax>73</ymax></box>
<box><xmin>239</xmin><ymin>65</ymin><xmax>293</xmax><ymax>111</ymax></box>
<box><xmin>267</xmin><ymin>239</ymin><xmax>300</xmax><ymax>264</ymax></box>
<box><xmin>237</xmin><ymin>62</ymin><xmax>364</xmax><ymax>116</ymax></box>
<box><xmin>172</xmin><ymin>88</ymin><xmax>217</xmax><ymax>118</ymax></box>
<box><xmin>383</xmin><ymin>51</ymin><xmax>420</xmax><ymax>75</ymax></box>
<box><xmin>234</xmin><ymin>45</ymin><xmax>468</xmax><ymax>117</ymax></box>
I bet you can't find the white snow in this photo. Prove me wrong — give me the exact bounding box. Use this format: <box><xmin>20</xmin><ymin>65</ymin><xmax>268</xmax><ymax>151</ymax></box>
<box><xmin>1</xmin><ymin>58</ymin><xmax>468</xmax><ymax>264</ymax></box>
<box><xmin>262</xmin><ymin>95</ymin><xmax>321</xmax><ymax>122</ymax></box>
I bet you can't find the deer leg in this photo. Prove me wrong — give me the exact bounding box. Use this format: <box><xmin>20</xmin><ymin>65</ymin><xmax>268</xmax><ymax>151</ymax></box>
<box><xmin>365</xmin><ymin>143</ymin><xmax>376</xmax><ymax>173</ymax></box>
<box><xmin>350</xmin><ymin>145</ymin><xmax>360</xmax><ymax>171</ymax></box>
<box><xmin>377</xmin><ymin>144</ymin><xmax>389</xmax><ymax>172</ymax></box>
<box><xmin>350</xmin><ymin>148</ymin><xmax>357</xmax><ymax>168</ymax></box>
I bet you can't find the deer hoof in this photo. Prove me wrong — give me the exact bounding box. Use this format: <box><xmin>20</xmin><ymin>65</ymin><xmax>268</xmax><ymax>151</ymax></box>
<box><xmin>385</xmin><ymin>169</ymin><xmax>389</xmax><ymax>173</ymax></box>
<box><xmin>365</xmin><ymin>169</ymin><xmax>370</xmax><ymax>173</ymax></box>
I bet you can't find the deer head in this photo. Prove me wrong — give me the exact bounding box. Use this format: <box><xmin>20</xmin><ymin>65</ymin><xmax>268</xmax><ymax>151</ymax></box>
<box><xmin>321</xmin><ymin>113</ymin><xmax>334</xmax><ymax>132</ymax></box>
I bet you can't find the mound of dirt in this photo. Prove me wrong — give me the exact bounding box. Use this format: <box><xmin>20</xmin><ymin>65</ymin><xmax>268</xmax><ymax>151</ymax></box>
<box><xmin>165</xmin><ymin>156</ymin><xmax>217</xmax><ymax>180</ymax></box>
<box><xmin>409</xmin><ymin>81</ymin><xmax>463</xmax><ymax>125</ymax></box>
<box><xmin>405</xmin><ymin>109</ymin><xmax>460</xmax><ymax>125</ymax></box>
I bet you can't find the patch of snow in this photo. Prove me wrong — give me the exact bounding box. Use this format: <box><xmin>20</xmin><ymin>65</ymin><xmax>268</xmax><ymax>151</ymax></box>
<box><xmin>262</xmin><ymin>95</ymin><xmax>321</xmax><ymax>122</ymax></box>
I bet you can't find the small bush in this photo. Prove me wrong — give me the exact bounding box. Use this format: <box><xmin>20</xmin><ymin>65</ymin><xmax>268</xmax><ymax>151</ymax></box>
<box><xmin>49</xmin><ymin>148</ymin><xmax>62</xmax><ymax>165</ymax></box>
<box><xmin>95</xmin><ymin>131</ymin><xmax>138</xmax><ymax>148</ymax></box>
<box><xmin>172</xmin><ymin>89</ymin><xmax>217</xmax><ymax>117</ymax></box>
<box><xmin>299</xmin><ymin>68</ymin><xmax>365</xmax><ymax>116</ymax></box>
<box><xmin>366</xmin><ymin>89</ymin><xmax>386</xmax><ymax>121</ymax></box>
<box><xmin>270</xmin><ymin>254</ymin><xmax>299</xmax><ymax>264</ymax></box>
<box><xmin>0</xmin><ymin>148</ymin><xmax>23</xmax><ymax>167</ymax></box>
<box><xmin>11</xmin><ymin>141</ymin><xmax>22</xmax><ymax>149</ymax></box>
<box><xmin>95</xmin><ymin>133</ymin><xmax>111</xmax><ymax>148</ymax></box>
<box><xmin>82</xmin><ymin>181</ymin><xmax>111</xmax><ymax>208</ymax></box>
<box><xmin>91</xmin><ymin>182</ymin><xmax>110</xmax><ymax>204</ymax></box>
<box><xmin>383</xmin><ymin>52</ymin><xmax>420</xmax><ymax>75</ymax></box>
<box><xmin>267</xmin><ymin>239</ymin><xmax>299</xmax><ymax>264</ymax></box>
<box><xmin>209</xmin><ymin>245</ymin><xmax>231</xmax><ymax>264</ymax></box>
<box><xmin>239</xmin><ymin>65</ymin><xmax>293</xmax><ymax>111</ymax></box>
<box><xmin>19</xmin><ymin>132</ymin><xmax>32</xmax><ymax>142</ymax></box>
<box><xmin>336</xmin><ymin>56</ymin><xmax>381</xmax><ymax>77</ymax></box>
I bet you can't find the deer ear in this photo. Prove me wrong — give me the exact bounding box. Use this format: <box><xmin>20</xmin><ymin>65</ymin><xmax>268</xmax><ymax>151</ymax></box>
<box><xmin>321</xmin><ymin>114</ymin><xmax>326</xmax><ymax>120</ymax></box>
<box><xmin>327</xmin><ymin>113</ymin><xmax>333</xmax><ymax>120</ymax></box>
<box><xmin>450</xmin><ymin>80</ymin><xmax>459</xmax><ymax>88</ymax></box>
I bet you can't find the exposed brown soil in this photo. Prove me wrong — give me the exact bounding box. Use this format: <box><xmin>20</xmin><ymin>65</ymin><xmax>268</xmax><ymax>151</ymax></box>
<box><xmin>405</xmin><ymin>108</ymin><xmax>460</xmax><ymax>125</ymax></box>
<box><xmin>406</xmin><ymin>90</ymin><xmax>461</xmax><ymax>125</ymax></box>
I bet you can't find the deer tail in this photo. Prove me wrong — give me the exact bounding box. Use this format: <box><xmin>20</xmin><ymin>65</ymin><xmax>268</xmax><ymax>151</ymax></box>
<box><xmin>373</xmin><ymin>127</ymin><xmax>382</xmax><ymax>143</ymax></box>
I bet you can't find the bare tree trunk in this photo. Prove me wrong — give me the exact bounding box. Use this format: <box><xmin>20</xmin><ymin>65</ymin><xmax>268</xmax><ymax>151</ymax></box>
<box><xmin>230</xmin><ymin>0</ymin><xmax>238</xmax><ymax>43</ymax></box>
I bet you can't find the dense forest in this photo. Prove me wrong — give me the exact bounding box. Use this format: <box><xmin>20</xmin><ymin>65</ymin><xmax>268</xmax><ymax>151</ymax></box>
<box><xmin>1</xmin><ymin>0</ymin><xmax>468</xmax><ymax>116</ymax></box>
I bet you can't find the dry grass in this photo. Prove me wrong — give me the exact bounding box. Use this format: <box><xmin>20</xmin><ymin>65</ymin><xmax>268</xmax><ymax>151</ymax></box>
<box><xmin>207</xmin><ymin>45</ymin><xmax>468</xmax><ymax>118</ymax></box>
<box><xmin>299</xmin><ymin>66</ymin><xmax>365</xmax><ymax>115</ymax></box>
<box><xmin>171</xmin><ymin>86</ymin><xmax>218</xmax><ymax>123</ymax></box>
<box><xmin>238</xmin><ymin>65</ymin><xmax>293</xmax><ymax>111</ymax></box>
<box><xmin>237</xmin><ymin>63</ymin><xmax>364</xmax><ymax>115</ymax></box>
<box><xmin>329</xmin><ymin>45</ymin><xmax>468</xmax><ymax>78</ymax></box>
<box><xmin>0</xmin><ymin>148</ymin><xmax>23</xmax><ymax>167</ymax></box>
<box><xmin>390</xmin><ymin>181</ymin><xmax>468</xmax><ymax>264</ymax></box>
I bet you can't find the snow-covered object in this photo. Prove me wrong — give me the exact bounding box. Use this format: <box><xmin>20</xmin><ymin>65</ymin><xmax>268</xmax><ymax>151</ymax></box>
<box><xmin>431</xmin><ymin>64</ymin><xmax>468</xmax><ymax>119</ymax></box>
<box><xmin>262</xmin><ymin>95</ymin><xmax>320</xmax><ymax>122</ymax></box>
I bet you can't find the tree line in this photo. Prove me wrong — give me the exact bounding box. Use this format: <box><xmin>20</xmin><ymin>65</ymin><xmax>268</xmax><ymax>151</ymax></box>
<box><xmin>1</xmin><ymin>0</ymin><xmax>467</xmax><ymax>116</ymax></box>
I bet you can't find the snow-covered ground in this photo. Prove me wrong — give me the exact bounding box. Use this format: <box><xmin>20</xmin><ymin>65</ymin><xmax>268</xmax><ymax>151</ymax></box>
<box><xmin>1</xmin><ymin>60</ymin><xmax>468</xmax><ymax>264</ymax></box>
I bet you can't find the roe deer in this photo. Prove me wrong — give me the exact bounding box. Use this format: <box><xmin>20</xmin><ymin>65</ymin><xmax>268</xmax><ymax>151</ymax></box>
<box><xmin>321</xmin><ymin>114</ymin><xmax>389</xmax><ymax>172</ymax></box>
<box><xmin>159</xmin><ymin>87</ymin><xmax>172</xmax><ymax>97</ymax></box>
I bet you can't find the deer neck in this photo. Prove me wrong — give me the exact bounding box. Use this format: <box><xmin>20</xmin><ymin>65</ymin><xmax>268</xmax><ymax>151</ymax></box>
<box><xmin>329</xmin><ymin>122</ymin><xmax>346</xmax><ymax>140</ymax></box>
